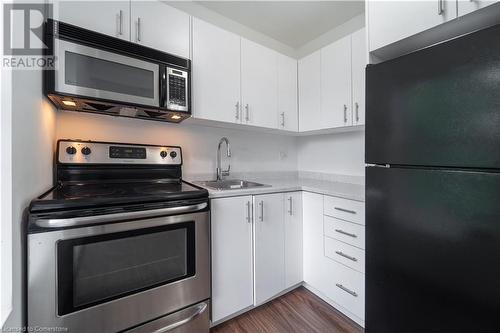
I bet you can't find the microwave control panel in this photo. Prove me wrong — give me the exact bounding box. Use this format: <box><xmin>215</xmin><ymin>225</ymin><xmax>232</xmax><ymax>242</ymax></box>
<box><xmin>166</xmin><ymin>68</ymin><xmax>189</xmax><ymax>112</ymax></box>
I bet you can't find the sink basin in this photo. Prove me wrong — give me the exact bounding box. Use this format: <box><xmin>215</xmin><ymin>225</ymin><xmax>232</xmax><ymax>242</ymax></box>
<box><xmin>196</xmin><ymin>179</ymin><xmax>271</xmax><ymax>191</ymax></box>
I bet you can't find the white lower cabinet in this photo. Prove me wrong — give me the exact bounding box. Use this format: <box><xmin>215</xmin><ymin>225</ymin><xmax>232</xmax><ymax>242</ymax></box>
<box><xmin>211</xmin><ymin>196</ymin><xmax>254</xmax><ymax>323</ymax></box>
<box><xmin>212</xmin><ymin>191</ymin><xmax>364</xmax><ymax>326</ymax></box>
<box><xmin>302</xmin><ymin>192</ymin><xmax>327</xmax><ymax>290</ymax></box>
<box><xmin>253</xmin><ymin>193</ymin><xmax>285</xmax><ymax>305</ymax></box>
<box><xmin>323</xmin><ymin>258</ymin><xmax>365</xmax><ymax>321</ymax></box>
<box><xmin>211</xmin><ymin>192</ymin><xmax>303</xmax><ymax>322</ymax></box>
<box><xmin>303</xmin><ymin>192</ymin><xmax>365</xmax><ymax>326</ymax></box>
<box><xmin>284</xmin><ymin>192</ymin><xmax>303</xmax><ymax>288</ymax></box>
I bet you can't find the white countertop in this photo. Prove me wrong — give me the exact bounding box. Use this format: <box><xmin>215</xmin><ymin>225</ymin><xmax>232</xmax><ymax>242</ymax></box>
<box><xmin>188</xmin><ymin>173</ymin><xmax>365</xmax><ymax>202</ymax></box>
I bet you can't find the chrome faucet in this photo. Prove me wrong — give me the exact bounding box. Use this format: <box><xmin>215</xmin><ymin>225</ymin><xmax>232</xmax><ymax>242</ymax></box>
<box><xmin>216</xmin><ymin>137</ymin><xmax>231</xmax><ymax>181</ymax></box>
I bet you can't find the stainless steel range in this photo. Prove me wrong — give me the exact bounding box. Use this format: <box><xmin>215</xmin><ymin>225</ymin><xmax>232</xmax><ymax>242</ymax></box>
<box><xmin>27</xmin><ymin>140</ymin><xmax>210</xmax><ymax>333</ymax></box>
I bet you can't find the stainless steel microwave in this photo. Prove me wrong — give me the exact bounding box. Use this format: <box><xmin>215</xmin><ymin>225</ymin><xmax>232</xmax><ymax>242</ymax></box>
<box><xmin>44</xmin><ymin>19</ymin><xmax>191</xmax><ymax>123</ymax></box>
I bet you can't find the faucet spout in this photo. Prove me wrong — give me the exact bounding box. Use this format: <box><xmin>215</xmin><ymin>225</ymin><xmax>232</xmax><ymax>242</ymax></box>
<box><xmin>216</xmin><ymin>137</ymin><xmax>231</xmax><ymax>181</ymax></box>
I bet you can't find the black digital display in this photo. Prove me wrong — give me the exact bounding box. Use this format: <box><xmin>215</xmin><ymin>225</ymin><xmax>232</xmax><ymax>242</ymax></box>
<box><xmin>109</xmin><ymin>146</ymin><xmax>147</xmax><ymax>159</ymax></box>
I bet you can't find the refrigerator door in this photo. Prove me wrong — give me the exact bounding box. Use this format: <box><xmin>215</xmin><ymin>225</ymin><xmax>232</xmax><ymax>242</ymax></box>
<box><xmin>366</xmin><ymin>167</ymin><xmax>500</xmax><ymax>333</ymax></box>
<box><xmin>366</xmin><ymin>23</ymin><xmax>500</xmax><ymax>168</ymax></box>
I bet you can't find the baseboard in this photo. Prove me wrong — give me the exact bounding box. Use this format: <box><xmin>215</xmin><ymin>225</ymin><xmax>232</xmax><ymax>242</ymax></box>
<box><xmin>302</xmin><ymin>283</ymin><xmax>365</xmax><ymax>328</ymax></box>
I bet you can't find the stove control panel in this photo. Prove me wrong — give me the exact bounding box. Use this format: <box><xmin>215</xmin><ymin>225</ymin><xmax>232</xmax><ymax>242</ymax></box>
<box><xmin>58</xmin><ymin>140</ymin><xmax>182</xmax><ymax>165</ymax></box>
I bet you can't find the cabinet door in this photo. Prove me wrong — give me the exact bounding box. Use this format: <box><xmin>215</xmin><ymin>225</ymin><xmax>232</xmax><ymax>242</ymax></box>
<box><xmin>241</xmin><ymin>38</ymin><xmax>278</xmax><ymax>129</ymax></box>
<box><xmin>53</xmin><ymin>1</ymin><xmax>130</xmax><ymax>40</ymax></box>
<box><xmin>211</xmin><ymin>196</ymin><xmax>254</xmax><ymax>322</ymax></box>
<box><xmin>302</xmin><ymin>192</ymin><xmax>326</xmax><ymax>291</ymax></box>
<box><xmin>298</xmin><ymin>51</ymin><xmax>321</xmax><ymax>131</ymax></box>
<box><xmin>278</xmin><ymin>54</ymin><xmax>298</xmax><ymax>132</ymax></box>
<box><xmin>192</xmin><ymin>19</ymin><xmax>241</xmax><ymax>124</ymax></box>
<box><xmin>131</xmin><ymin>1</ymin><xmax>190</xmax><ymax>58</ymax></box>
<box><xmin>320</xmin><ymin>35</ymin><xmax>352</xmax><ymax>128</ymax></box>
<box><xmin>284</xmin><ymin>192</ymin><xmax>303</xmax><ymax>288</ymax></box>
<box><xmin>458</xmin><ymin>0</ymin><xmax>499</xmax><ymax>16</ymax></box>
<box><xmin>368</xmin><ymin>0</ymin><xmax>456</xmax><ymax>52</ymax></box>
<box><xmin>254</xmin><ymin>193</ymin><xmax>285</xmax><ymax>305</ymax></box>
<box><xmin>351</xmin><ymin>28</ymin><xmax>367</xmax><ymax>126</ymax></box>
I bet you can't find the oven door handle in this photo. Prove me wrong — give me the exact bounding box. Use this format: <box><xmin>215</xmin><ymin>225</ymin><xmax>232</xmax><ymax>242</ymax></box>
<box><xmin>126</xmin><ymin>301</ymin><xmax>208</xmax><ymax>333</ymax></box>
<box><xmin>35</xmin><ymin>202</ymin><xmax>208</xmax><ymax>228</ymax></box>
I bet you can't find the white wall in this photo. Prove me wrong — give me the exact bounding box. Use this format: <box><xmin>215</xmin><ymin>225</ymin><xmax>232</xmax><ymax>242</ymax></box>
<box><xmin>56</xmin><ymin>112</ymin><xmax>298</xmax><ymax>178</ymax></box>
<box><xmin>297</xmin><ymin>130</ymin><xmax>365</xmax><ymax>177</ymax></box>
<box><xmin>3</xmin><ymin>73</ymin><xmax>56</xmax><ymax>329</ymax></box>
<box><xmin>1</xmin><ymin>27</ymin><xmax>13</xmax><ymax>330</ymax></box>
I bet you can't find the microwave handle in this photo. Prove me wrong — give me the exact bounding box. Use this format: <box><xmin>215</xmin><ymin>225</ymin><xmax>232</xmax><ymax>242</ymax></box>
<box><xmin>160</xmin><ymin>66</ymin><xmax>167</xmax><ymax>107</ymax></box>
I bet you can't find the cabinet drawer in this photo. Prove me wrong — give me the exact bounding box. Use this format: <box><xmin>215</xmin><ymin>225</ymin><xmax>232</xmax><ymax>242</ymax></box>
<box><xmin>324</xmin><ymin>237</ymin><xmax>365</xmax><ymax>273</ymax></box>
<box><xmin>323</xmin><ymin>196</ymin><xmax>364</xmax><ymax>225</ymax></box>
<box><xmin>324</xmin><ymin>216</ymin><xmax>365</xmax><ymax>249</ymax></box>
<box><xmin>323</xmin><ymin>259</ymin><xmax>365</xmax><ymax>321</ymax></box>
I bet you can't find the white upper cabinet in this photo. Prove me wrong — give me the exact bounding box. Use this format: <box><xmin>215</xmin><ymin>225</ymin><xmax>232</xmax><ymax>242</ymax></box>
<box><xmin>192</xmin><ymin>18</ymin><xmax>241</xmax><ymax>124</ymax></box>
<box><xmin>367</xmin><ymin>0</ymin><xmax>457</xmax><ymax>52</ymax></box>
<box><xmin>241</xmin><ymin>38</ymin><xmax>279</xmax><ymax>129</ymax></box>
<box><xmin>458</xmin><ymin>0</ymin><xmax>499</xmax><ymax>16</ymax></box>
<box><xmin>53</xmin><ymin>1</ymin><xmax>130</xmax><ymax>40</ymax></box>
<box><xmin>253</xmin><ymin>193</ymin><xmax>285</xmax><ymax>305</ymax></box>
<box><xmin>278</xmin><ymin>54</ymin><xmax>298</xmax><ymax>132</ymax></box>
<box><xmin>351</xmin><ymin>28</ymin><xmax>367</xmax><ymax>126</ymax></box>
<box><xmin>130</xmin><ymin>1</ymin><xmax>190</xmax><ymax>57</ymax></box>
<box><xmin>298</xmin><ymin>51</ymin><xmax>322</xmax><ymax>132</ymax></box>
<box><xmin>211</xmin><ymin>196</ymin><xmax>254</xmax><ymax>323</ymax></box>
<box><xmin>284</xmin><ymin>192</ymin><xmax>303</xmax><ymax>288</ymax></box>
<box><xmin>320</xmin><ymin>35</ymin><xmax>352</xmax><ymax>128</ymax></box>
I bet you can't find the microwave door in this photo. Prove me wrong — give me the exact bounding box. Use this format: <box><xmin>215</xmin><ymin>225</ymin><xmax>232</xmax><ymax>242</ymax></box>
<box><xmin>54</xmin><ymin>38</ymin><xmax>159</xmax><ymax>107</ymax></box>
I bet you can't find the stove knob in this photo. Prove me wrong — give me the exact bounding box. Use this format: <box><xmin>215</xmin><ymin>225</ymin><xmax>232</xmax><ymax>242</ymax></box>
<box><xmin>66</xmin><ymin>146</ymin><xmax>77</xmax><ymax>155</ymax></box>
<box><xmin>81</xmin><ymin>147</ymin><xmax>91</xmax><ymax>156</ymax></box>
<box><xmin>160</xmin><ymin>151</ymin><xmax>168</xmax><ymax>159</ymax></box>
<box><xmin>170</xmin><ymin>151</ymin><xmax>177</xmax><ymax>159</ymax></box>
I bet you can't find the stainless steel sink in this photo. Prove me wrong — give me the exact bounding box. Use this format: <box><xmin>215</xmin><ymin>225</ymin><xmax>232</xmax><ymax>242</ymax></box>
<box><xmin>196</xmin><ymin>179</ymin><xmax>271</xmax><ymax>191</ymax></box>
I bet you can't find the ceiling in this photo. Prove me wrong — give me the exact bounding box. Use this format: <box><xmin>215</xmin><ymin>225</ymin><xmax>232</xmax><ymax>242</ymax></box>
<box><xmin>196</xmin><ymin>1</ymin><xmax>365</xmax><ymax>49</ymax></box>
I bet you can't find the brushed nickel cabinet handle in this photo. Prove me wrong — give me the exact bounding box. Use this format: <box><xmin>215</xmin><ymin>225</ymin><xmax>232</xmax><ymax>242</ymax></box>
<box><xmin>438</xmin><ymin>0</ymin><xmax>444</xmax><ymax>15</ymax></box>
<box><xmin>235</xmin><ymin>101</ymin><xmax>240</xmax><ymax>120</ymax></box>
<box><xmin>334</xmin><ymin>229</ymin><xmax>357</xmax><ymax>238</ymax></box>
<box><xmin>343</xmin><ymin>104</ymin><xmax>347</xmax><ymax>123</ymax></box>
<box><xmin>245</xmin><ymin>104</ymin><xmax>249</xmax><ymax>121</ymax></box>
<box><xmin>334</xmin><ymin>207</ymin><xmax>357</xmax><ymax>214</ymax></box>
<box><xmin>335</xmin><ymin>250</ymin><xmax>358</xmax><ymax>262</ymax></box>
<box><xmin>288</xmin><ymin>196</ymin><xmax>293</xmax><ymax>216</ymax></box>
<box><xmin>336</xmin><ymin>284</ymin><xmax>358</xmax><ymax>297</ymax></box>
<box><xmin>280</xmin><ymin>112</ymin><xmax>285</xmax><ymax>127</ymax></box>
<box><xmin>118</xmin><ymin>10</ymin><xmax>123</xmax><ymax>36</ymax></box>
<box><xmin>246</xmin><ymin>201</ymin><xmax>251</xmax><ymax>223</ymax></box>
<box><xmin>259</xmin><ymin>200</ymin><xmax>264</xmax><ymax>221</ymax></box>
<box><xmin>355</xmin><ymin>102</ymin><xmax>359</xmax><ymax>122</ymax></box>
<box><xmin>137</xmin><ymin>17</ymin><xmax>141</xmax><ymax>42</ymax></box>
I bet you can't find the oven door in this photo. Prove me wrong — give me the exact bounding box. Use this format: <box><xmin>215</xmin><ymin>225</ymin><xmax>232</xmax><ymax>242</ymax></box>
<box><xmin>54</xmin><ymin>38</ymin><xmax>159</xmax><ymax>107</ymax></box>
<box><xmin>27</xmin><ymin>210</ymin><xmax>209</xmax><ymax>333</ymax></box>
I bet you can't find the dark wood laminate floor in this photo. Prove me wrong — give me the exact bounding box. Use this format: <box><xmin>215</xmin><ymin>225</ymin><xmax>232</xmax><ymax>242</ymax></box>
<box><xmin>210</xmin><ymin>287</ymin><xmax>364</xmax><ymax>333</ymax></box>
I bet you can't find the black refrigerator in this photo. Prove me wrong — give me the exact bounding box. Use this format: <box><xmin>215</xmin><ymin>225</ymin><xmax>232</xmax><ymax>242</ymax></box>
<box><xmin>365</xmin><ymin>23</ymin><xmax>500</xmax><ymax>333</ymax></box>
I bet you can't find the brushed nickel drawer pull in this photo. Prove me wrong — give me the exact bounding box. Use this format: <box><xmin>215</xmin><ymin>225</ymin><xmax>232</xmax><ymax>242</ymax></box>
<box><xmin>334</xmin><ymin>229</ymin><xmax>357</xmax><ymax>238</ymax></box>
<box><xmin>334</xmin><ymin>207</ymin><xmax>357</xmax><ymax>214</ymax></box>
<box><xmin>335</xmin><ymin>251</ymin><xmax>358</xmax><ymax>262</ymax></box>
<box><xmin>336</xmin><ymin>284</ymin><xmax>358</xmax><ymax>297</ymax></box>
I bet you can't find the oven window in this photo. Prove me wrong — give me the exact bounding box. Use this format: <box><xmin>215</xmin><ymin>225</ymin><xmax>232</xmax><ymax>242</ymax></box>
<box><xmin>57</xmin><ymin>223</ymin><xmax>195</xmax><ymax>315</ymax></box>
<box><xmin>65</xmin><ymin>51</ymin><xmax>155</xmax><ymax>98</ymax></box>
